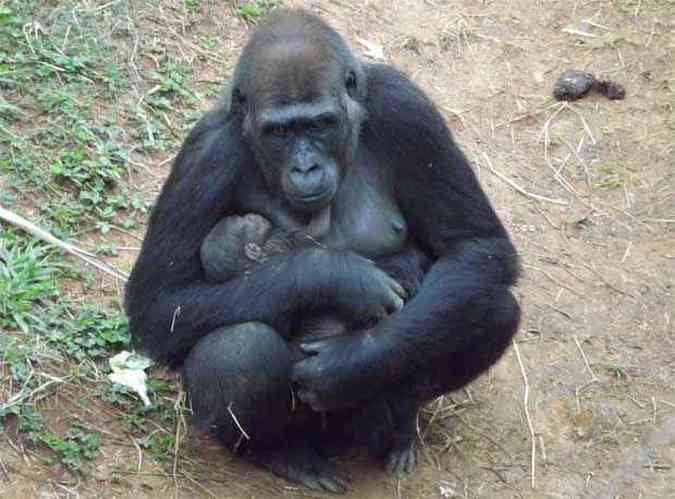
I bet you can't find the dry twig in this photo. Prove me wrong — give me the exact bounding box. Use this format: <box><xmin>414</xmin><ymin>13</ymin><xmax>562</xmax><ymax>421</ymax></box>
<box><xmin>483</xmin><ymin>153</ymin><xmax>568</xmax><ymax>206</ymax></box>
<box><xmin>0</xmin><ymin>206</ymin><xmax>129</xmax><ymax>282</ymax></box>
<box><xmin>513</xmin><ymin>340</ymin><xmax>536</xmax><ymax>489</ymax></box>
<box><xmin>573</xmin><ymin>336</ymin><xmax>598</xmax><ymax>382</ymax></box>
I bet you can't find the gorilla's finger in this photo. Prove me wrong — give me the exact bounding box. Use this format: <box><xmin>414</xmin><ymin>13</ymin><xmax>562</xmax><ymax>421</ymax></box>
<box><xmin>298</xmin><ymin>473</ymin><xmax>323</xmax><ymax>491</ymax></box>
<box><xmin>298</xmin><ymin>345</ymin><xmax>317</xmax><ymax>356</ymax></box>
<box><xmin>298</xmin><ymin>341</ymin><xmax>324</xmax><ymax>355</ymax></box>
<box><xmin>318</xmin><ymin>476</ymin><xmax>347</xmax><ymax>494</ymax></box>
<box><xmin>386</xmin><ymin>294</ymin><xmax>405</xmax><ymax>313</ymax></box>
<box><xmin>405</xmin><ymin>450</ymin><xmax>417</xmax><ymax>473</ymax></box>
<box><xmin>388</xmin><ymin>277</ymin><xmax>408</xmax><ymax>300</ymax></box>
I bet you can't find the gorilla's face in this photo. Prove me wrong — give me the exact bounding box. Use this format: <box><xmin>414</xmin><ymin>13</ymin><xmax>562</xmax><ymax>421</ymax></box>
<box><xmin>235</xmin><ymin>37</ymin><xmax>365</xmax><ymax>214</ymax></box>
<box><xmin>254</xmin><ymin>98</ymin><xmax>345</xmax><ymax>213</ymax></box>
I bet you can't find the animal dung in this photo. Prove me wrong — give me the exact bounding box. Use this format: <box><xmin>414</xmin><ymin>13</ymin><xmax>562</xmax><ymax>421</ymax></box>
<box><xmin>553</xmin><ymin>69</ymin><xmax>626</xmax><ymax>101</ymax></box>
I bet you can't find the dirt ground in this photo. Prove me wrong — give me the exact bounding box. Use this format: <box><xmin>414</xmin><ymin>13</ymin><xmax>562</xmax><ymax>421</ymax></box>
<box><xmin>2</xmin><ymin>0</ymin><xmax>674</xmax><ymax>498</ymax></box>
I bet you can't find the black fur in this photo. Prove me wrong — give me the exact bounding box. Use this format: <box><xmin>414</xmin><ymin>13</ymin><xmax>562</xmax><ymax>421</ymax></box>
<box><xmin>125</xmin><ymin>8</ymin><xmax>520</xmax><ymax>493</ymax></box>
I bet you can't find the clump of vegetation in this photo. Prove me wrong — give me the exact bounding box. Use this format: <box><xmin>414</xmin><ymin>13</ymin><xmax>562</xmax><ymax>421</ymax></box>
<box><xmin>40</xmin><ymin>304</ymin><xmax>130</xmax><ymax>360</ymax></box>
<box><xmin>0</xmin><ymin>231</ymin><xmax>61</xmax><ymax>332</ymax></box>
<box><xmin>39</xmin><ymin>424</ymin><xmax>101</xmax><ymax>473</ymax></box>
<box><xmin>236</xmin><ymin>1</ymin><xmax>279</xmax><ymax>24</ymax></box>
<box><xmin>0</xmin><ymin>1</ymin><xmax>153</xmax><ymax>234</ymax></box>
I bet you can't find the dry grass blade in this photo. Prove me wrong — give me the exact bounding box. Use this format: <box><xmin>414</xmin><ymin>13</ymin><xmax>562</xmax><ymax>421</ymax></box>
<box><xmin>483</xmin><ymin>154</ymin><xmax>568</xmax><ymax>206</ymax></box>
<box><xmin>513</xmin><ymin>340</ymin><xmax>537</xmax><ymax>489</ymax></box>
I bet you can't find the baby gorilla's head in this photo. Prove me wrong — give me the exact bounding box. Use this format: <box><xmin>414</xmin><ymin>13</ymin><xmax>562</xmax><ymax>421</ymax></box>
<box><xmin>201</xmin><ymin>214</ymin><xmax>306</xmax><ymax>282</ymax></box>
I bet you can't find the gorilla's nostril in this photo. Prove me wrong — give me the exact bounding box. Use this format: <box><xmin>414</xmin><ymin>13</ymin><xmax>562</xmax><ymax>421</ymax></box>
<box><xmin>293</xmin><ymin>163</ymin><xmax>321</xmax><ymax>175</ymax></box>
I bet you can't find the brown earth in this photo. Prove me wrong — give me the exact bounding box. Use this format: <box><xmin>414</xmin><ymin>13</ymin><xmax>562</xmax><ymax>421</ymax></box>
<box><xmin>1</xmin><ymin>0</ymin><xmax>674</xmax><ymax>497</ymax></box>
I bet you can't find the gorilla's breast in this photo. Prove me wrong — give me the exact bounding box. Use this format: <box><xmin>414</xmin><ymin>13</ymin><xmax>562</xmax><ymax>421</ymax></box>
<box><xmin>324</xmin><ymin>158</ymin><xmax>408</xmax><ymax>258</ymax></box>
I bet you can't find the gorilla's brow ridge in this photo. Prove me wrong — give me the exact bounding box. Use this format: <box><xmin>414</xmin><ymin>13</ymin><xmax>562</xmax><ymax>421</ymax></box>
<box><xmin>258</xmin><ymin>102</ymin><xmax>338</xmax><ymax>127</ymax></box>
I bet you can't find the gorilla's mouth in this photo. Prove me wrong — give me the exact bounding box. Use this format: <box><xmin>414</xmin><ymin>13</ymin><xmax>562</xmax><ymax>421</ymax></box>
<box><xmin>292</xmin><ymin>187</ymin><xmax>334</xmax><ymax>210</ymax></box>
<box><xmin>300</xmin><ymin>189</ymin><xmax>330</xmax><ymax>202</ymax></box>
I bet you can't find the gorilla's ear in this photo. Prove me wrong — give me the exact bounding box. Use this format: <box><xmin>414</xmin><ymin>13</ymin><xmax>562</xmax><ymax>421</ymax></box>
<box><xmin>345</xmin><ymin>70</ymin><xmax>358</xmax><ymax>98</ymax></box>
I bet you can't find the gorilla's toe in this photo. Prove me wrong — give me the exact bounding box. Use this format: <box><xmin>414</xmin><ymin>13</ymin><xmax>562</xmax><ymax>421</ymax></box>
<box><xmin>247</xmin><ymin>445</ymin><xmax>351</xmax><ymax>494</ymax></box>
<box><xmin>385</xmin><ymin>441</ymin><xmax>417</xmax><ymax>476</ymax></box>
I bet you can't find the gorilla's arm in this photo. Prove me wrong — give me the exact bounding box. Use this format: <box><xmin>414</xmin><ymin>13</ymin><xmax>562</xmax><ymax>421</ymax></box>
<box><xmin>293</xmin><ymin>64</ymin><xmax>520</xmax><ymax>410</ymax></box>
<box><xmin>125</xmin><ymin>109</ymin><xmax>403</xmax><ymax>365</ymax></box>
<box><xmin>368</xmin><ymin>63</ymin><xmax>520</xmax><ymax>364</ymax></box>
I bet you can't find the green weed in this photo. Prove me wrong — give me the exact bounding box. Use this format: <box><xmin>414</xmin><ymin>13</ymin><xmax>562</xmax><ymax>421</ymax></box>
<box><xmin>0</xmin><ymin>231</ymin><xmax>61</xmax><ymax>332</ymax></box>
<box><xmin>236</xmin><ymin>1</ymin><xmax>279</xmax><ymax>24</ymax></box>
<box><xmin>0</xmin><ymin>1</ymin><xmax>142</xmax><ymax>233</ymax></box>
<box><xmin>40</xmin><ymin>304</ymin><xmax>130</xmax><ymax>361</ymax></box>
<box><xmin>39</xmin><ymin>425</ymin><xmax>101</xmax><ymax>473</ymax></box>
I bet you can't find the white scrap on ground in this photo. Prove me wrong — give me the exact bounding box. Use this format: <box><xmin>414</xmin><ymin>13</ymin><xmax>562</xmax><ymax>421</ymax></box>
<box><xmin>108</xmin><ymin>351</ymin><xmax>153</xmax><ymax>407</ymax></box>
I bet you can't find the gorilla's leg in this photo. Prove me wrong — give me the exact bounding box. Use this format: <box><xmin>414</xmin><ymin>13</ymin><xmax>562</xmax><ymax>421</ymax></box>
<box><xmin>372</xmin><ymin>286</ymin><xmax>521</xmax><ymax>474</ymax></box>
<box><xmin>183</xmin><ymin>322</ymin><xmax>350</xmax><ymax>493</ymax></box>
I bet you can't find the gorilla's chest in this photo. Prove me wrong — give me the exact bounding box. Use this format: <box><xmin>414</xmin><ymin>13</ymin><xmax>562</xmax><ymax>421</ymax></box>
<box><xmin>235</xmin><ymin>159</ymin><xmax>408</xmax><ymax>259</ymax></box>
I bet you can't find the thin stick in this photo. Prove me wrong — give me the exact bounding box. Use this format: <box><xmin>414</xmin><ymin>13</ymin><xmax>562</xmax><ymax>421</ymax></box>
<box><xmin>483</xmin><ymin>154</ymin><xmax>568</xmax><ymax>206</ymax></box>
<box><xmin>0</xmin><ymin>206</ymin><xmax>128</xmax><ymax>282</ymax></box>
<box><xmin>227</xmin><ymin>403</ymin><xmax>251</xmax><ymax>441</ymax></box>
<box><xmin>621</xmin><ymin>241</ymin><xmax>632</xmax><ymax>263</ymax></box>
<box><xmin>573</xmin><ymin>336</ymin><xmax>598</xmax><ymax>381</ymax></box>
<box><xmin>568</xmin><ymin>104</ymin><xmax>596</xmax><ymax>145</ymax></box>
<box><xmin>513</xmin><ymin>340</ymin><xmax>536</xmax><ymax>489</ymax></box>
<box><xmin>523</xmin><ymin>264</ymin><xmax>582</xmax><ymax>297</ymax></box>
<box><xmin>0</xmin><ymin>456</ymin><xmax>9</xmax><ymax>482</ymax></box>
<box><xmin>172</xmin><ymin>388</ymin><xmax>186</xmax><ymax>495</ymax></box>
<box><xmin>540</xmin><ymin>103</ymin><xmax>580</xmax><ymax>197</ymax></box>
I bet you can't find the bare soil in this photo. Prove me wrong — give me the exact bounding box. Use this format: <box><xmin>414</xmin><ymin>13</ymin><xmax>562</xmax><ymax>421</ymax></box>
<box><xmin>2</xmin><ymin>0</ymin><xmax>674</xmax><ymax>497</ymax></box>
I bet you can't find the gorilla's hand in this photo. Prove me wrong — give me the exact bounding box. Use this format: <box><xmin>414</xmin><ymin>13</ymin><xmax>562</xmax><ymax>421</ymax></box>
<box><xmin>329</xmin><ymin>253</ymin><xmax>407</xmax><ymax>322</ymax></box>
<box><xmin>292</xmin><ymin>331</ymin><xmax>391</xmax><ymax>411</ymax></box>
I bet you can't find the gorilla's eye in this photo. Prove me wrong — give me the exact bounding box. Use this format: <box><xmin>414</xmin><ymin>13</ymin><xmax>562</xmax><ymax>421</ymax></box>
<box><xmin>269</xmin><ymin>125</ymin><xmax>291</xmax><ymax>137</ymax></box>
<box><xmin>310</xmin><ymin>117</ymin><xmax>336</xmax><ymax>133</ymax></box>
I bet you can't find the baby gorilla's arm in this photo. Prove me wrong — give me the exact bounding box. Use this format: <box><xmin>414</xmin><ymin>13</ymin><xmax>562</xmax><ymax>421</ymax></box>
<box><xmin>201</xmin><ymin>213</ymin><xmax>346</xmax><ymax>343</ymax></box>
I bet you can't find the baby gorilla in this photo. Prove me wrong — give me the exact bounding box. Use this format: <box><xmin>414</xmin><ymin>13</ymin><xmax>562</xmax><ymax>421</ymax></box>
<box><xmin>200</xmin><ymin>214</ymin><xmax>432</xmax><ymax>474</ymax></box>
<box><xmin>201</xmin><ymin>213</ymin><xmax>350</xmax><ymax>343</ymax></box>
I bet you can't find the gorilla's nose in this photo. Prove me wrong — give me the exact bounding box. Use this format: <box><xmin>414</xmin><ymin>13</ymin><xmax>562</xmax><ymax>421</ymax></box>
<box><xmin>290</xmin><ymin>164</ymin><xmax>324</xmax><ymax>194</ymax></box>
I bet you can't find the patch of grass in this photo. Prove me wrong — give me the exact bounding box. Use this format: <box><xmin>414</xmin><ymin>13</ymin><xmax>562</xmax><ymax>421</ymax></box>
<box><xmin>17</xmin><ymin>407</ymin><xmax>46</xmax><ymax>441</ymax></box>
<box><xmin>0</xmin><ymin>1</ymin><xmax>146</xmax><ymax>234</ymax></box>
<box><xmin>602</xmin><ymin>363</ymin><xmax>629</xmax><ymax>380</ymax></box>
<box><xmin>147</xmin><ymin>62</ymin><xmax>196</xmax><ymax>109</ymax></box>
<box><xmin>593</xmin><ymin>163</ymin><xmax>640</xmax><ymax>190</ymax></box>
<box><xmin>128</xmin><ymin>61</ymin><xmax>201</xmax><ymax>153</ymax></box>
<box><xmin>40</xmin><ymin>304</ymin><xmax>130</xmax><ymax>361</ymax></box>
<box><xmin>39</xmin><ymin>424</ymin><xmax>101</xmax><ymax>473</ymax></box>
<box><xmin>109</xmin><ymin>378</ymin><xmax>180</xmax><ymax>433</ymax></box>
<box><xmin>0</xmin><ymin>335</ymin><xmax>36</xmax><ymax>384</ymax></box>
<box><xmin>140</xmin><ymin>431</ymin><xmax>176</xmax><ymax>463</ymax></box>
<box><xmin>235</xmin><ymin>1</ymin><xmax>279</xmax><ymax>24</ymax></box>
<box><xmin>0</xmin><ymin>231</ymin><xmax>61</xmax><ymax>332</ymax></box>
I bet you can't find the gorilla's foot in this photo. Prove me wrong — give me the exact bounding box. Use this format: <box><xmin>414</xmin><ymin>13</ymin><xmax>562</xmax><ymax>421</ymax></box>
<box><xmin>385</xmin><ymin>437</ymin><xmax>417</xmax><ymax>476</ymax></box>
<box><xmin>246</xmin><ymin>445</ymin><xmax>351</xmax><ymax>494</ymax></box>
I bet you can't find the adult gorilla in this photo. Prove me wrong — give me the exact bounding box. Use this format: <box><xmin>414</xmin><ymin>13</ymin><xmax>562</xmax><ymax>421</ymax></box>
<box><xmin>125</xmin><ymin>8</ymin><xmax>520</xmax><ymax>493</ymax></box>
